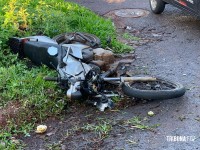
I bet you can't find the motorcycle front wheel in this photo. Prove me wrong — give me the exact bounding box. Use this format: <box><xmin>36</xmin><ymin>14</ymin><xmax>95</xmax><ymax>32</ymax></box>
<box><xmin>121</xmin><ymin>77</ymin><xmax>186</xmax><ymax>100</ymax></box>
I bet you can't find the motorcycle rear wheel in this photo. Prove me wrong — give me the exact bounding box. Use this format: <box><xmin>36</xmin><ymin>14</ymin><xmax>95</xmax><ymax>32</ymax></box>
<box><xmin>53</xmin><ymin>32</ymin><xmax>101</xmax><ymax>48</ymax></box>
<box><xmin>121</xmin><ymin>77</ymin><xmax>186</xmax><ymax>100</ymax></box>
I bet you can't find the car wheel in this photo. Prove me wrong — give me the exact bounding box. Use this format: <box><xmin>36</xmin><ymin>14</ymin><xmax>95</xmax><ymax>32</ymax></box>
<box><xmin>149</xmin><ymin>0</ymin><xmax>165</xmax><ymax>14</ymax></box>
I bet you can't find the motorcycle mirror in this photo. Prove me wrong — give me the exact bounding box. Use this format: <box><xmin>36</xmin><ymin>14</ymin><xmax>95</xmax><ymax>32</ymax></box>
<box><xmin>47</xmin><ymin>46</ymin><xmax>58</xmax><ymax>56</ymax></box>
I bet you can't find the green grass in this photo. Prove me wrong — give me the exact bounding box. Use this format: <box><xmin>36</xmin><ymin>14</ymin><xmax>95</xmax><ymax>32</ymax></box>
<box><xmin>0</xmin><ymin>0</ymin><xmax>133</xmax><ymax>148</ymax></box>
<box><xmin>123</xmin><ymin>116</ymin><xmax>160</xmax><ymax>131</ymax></box>
<box><xmin>0</xmin><ymin>0</ymin><xmax>131</xmax><ymax>54</ymax></box>
<box><xmin>81</xmin><ymin>120</ymin><xmax>112</xmax><ymax>139</ymax></box>
<box><xmin>122</xmin><ymin>33</ymin><xmax>140</xmax><ymax>41</ymax></box>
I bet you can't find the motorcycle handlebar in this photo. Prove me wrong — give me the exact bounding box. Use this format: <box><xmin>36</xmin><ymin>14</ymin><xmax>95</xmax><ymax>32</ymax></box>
<box><xmin>44</xmin><ymin>77</ymin><xmax>58</xmax><ymax>81</ymax></box>
<box><xmin>103</xmin><ymin>77</ymin><xmax>157</xmax><ymax>82</ymax></box>
<box><xmin>44</xmin><ymin>77</ymin><xmax>70</xmax><ymax>82</ymax></box>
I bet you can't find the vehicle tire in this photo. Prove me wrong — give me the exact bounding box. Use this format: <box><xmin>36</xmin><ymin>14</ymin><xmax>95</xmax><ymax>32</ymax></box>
<box><xmin>53</xmin><ymin>32</ymin><xmax>101</xmax><ymax>48</ymax></box>
<box><xmin>149</xmin><ymin>0</ymin><xmax>165</xmax><ymax>14</ymax></box>
<box><xmin>121</xmin><ymin>77</ymin><xmax>186</xmax><ymax>100</ymax></box>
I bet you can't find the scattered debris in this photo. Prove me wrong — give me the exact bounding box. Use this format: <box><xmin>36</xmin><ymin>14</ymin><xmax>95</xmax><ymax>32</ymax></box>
<box><xmin>35</xmin><ymin>125</ymin><xmax>47</xmax><ymax>134</ymax></box>
<box><xmin>11</xmin><ymin>137</ymin><xmax>20</xmax><ymax>145</ymax></box>
<box><xmin>152</xmin><ymin>33</ymin><xmax>162</xmax><ymax>37</ymax></box>
<box><xmin>93</xmin><ymin>48</ymin><xmax>115</xmax><ymax>70</ymax></box>
<box><xmin>178</xmin><ymin>115</ymin><xmax>186</xmax><ymax>121</ymax></box>
<box><xmin>126</xmin><ymin>26</ymin><xmax>132</xmax><ymax>30</ymax></box>
<box><xmin>148</xmin><ymin>111</ymin><xmax>155</xmax><ymax>117</ymax></box>
<box><xmin>195</xmin><ymin>117</ymin><xmax>200</xmax><ymax>122</ymax></box>
<box><xmin>126</xmin><ymin>139</ymin><xmax>138</xmax><ymax>145</ymax></box>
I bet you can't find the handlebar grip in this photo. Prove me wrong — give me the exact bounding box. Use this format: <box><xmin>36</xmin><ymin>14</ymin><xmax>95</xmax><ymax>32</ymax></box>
<box><xmin>44</xmin><ymin>77</ymin><xmax>58</xmax><ymax>81</ymax></box>
<box><xmin>121</xmin><ymin>77</ymin><xmax>157</xmax><ymax>82</ymax></box>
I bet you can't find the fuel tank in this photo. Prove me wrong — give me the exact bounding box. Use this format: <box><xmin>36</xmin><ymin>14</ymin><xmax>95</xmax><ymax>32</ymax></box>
<box><xmin>23</xmin><ymin>41</ymin><xmax>61</xmax><ymax>68</ymax></box>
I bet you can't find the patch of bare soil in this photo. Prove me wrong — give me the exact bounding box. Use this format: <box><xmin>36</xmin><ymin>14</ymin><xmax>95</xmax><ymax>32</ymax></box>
<box><xmin>21</xmin><ymin>97</ymin><xmax>141</xmax><ymax>150</ymax></box>
<box><xmin>0</xmin><ymin>101</ymin><xmax>21</xmax><ymax>127</ymax></box>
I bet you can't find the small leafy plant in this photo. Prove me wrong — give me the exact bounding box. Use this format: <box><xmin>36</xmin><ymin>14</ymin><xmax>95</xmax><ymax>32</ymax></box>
<box><xmin>124</xmin><ymin>116</ymin><xmax>160</xmax><ymax>130</ymax></box>
<box><xmin>81</xmin><ymin>120</ymin><xmax>112</xmax><ymax>139</ymax></box>
<box><xmin>122</xmin><ymin>33</ymin><xmax>140</xmax><ymax>41</ymax></box>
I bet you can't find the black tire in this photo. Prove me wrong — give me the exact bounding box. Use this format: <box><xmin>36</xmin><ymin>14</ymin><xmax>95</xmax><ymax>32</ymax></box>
<box><xmin>121</xmin><ymin>77</ymin><xmax>186</xmax><ymax>100</ymax></box>
<box><xmin>149</xmin><ymin>0</ymin><xmax>165</xmax><ymax>14</ymax></box>
<box><xmin>53</xmin><ymin>32</ymin><xmax>101</xmax><ymax>48</ymax></box>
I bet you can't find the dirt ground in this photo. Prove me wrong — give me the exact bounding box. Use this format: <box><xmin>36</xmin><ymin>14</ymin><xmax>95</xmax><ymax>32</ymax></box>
<box><xmin>22</xmin><ymin>0</ymin><xmax>200</xmax><ymax>149</ymax></box>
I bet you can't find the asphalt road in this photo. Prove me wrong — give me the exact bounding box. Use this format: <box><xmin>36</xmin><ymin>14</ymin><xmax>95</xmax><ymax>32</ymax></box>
<box><xmin>68</xmin><ymin>0</ymin><xmax>200</xmax><ymax>149</ymax></box>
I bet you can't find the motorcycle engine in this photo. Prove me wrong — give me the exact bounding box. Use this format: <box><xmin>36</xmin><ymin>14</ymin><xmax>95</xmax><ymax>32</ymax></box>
<box><xmin>81</xmin><ymin>65</ymin><xmax>102</xmax><ymax>97</ymax></box>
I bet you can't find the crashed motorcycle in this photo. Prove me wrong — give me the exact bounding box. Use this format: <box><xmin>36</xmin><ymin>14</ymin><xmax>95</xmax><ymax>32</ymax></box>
<box><xmin>8</xmin><ymin>32</ymin><xmax>186</xmax><ymax>111</ymax></box>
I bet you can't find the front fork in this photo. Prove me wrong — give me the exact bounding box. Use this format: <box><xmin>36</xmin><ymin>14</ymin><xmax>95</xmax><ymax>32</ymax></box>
<box><xmin>67</xmin><ymin>80</ymin><xmax>116</xmax><ymax>111</ymax></box>
<box><xmin>67</xmin><ymin>82</ymin><xmax>82</xmax><ymax>100</ymax></box>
